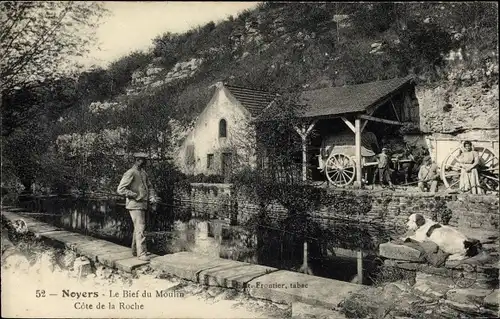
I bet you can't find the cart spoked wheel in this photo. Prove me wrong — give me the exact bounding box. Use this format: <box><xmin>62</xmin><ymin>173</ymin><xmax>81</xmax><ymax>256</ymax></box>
<box><xmin>325</xmin><ymin>153</ymin><xmax>356</xmax><ymax>187</ymax></box>
<box><xmin>477</xmin><ymin>146</ymin><xmax>500</xmax><ymax>192</ymax></box>
<box><xmin>440</xmin><ymin>146</ymin><xmax>499</xmax><ymax>193</ymax></box>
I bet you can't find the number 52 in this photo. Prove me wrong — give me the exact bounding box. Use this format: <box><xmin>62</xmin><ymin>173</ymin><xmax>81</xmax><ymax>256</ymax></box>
<box><xmin>35</xmin><ymin>290</ymin><xmax>46</xmax><ymax>298</ymax></box>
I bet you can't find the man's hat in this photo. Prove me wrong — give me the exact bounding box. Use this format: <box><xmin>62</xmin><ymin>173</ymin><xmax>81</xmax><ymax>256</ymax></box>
<box><xmin>381</xmin><ymin>147</ymin><xmax>388</xmax><ymax>151</ymax></box>
<box><xmin>133</xmin><ymin>152</ymin><xmax>149</xmax><ymax>159</ymax></box>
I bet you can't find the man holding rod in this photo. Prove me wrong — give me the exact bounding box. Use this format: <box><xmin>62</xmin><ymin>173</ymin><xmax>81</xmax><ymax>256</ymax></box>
<box><xmin>117</xmin><ymin>152</ymin><xmax>158</xmax><ymax>261</ymax></box>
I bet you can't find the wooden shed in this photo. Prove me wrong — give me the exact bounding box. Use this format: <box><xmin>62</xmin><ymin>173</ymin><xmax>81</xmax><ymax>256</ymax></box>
<box><xmin>256</xmin><ymin>76</ymin><xmax>418</xmax><ymax>186</ymax></box>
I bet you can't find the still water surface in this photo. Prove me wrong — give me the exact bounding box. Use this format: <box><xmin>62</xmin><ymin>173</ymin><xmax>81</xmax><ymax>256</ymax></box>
<box><xmin>19</xmin><ymin>196</ymin><xmax>395</xmax><ymax>285</ymax></box>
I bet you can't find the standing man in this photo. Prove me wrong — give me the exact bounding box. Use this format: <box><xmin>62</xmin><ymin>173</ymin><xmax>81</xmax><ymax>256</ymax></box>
<box><xmin>117</xmin><ymin>152</ymin><xmax>158</xmax><ymax>261</ymax></box>
<box><xmin>418</xmin><ymin>156</ymin><xmax>439</xmax><ymax>193</ymax></box>
<box><xmin>375</xmin><ymin>147</ymin><xmax>394</xmax><ymax>189</ymax></box>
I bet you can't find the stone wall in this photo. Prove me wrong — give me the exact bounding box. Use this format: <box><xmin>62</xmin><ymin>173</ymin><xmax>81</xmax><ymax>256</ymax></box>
<box><xmin>190</xmin><ymin>185</ymin><xmax>499</xmax><ymax>236</ymax></box>
<box><xmin>189</xmin><ymin>183</ymin><xmax>235</xmax><ymax>223</ymax></box>
<box><xmin>354</xmin><ymin>191</ymin><xmax>499</xmax><ymax>233</ymax></box>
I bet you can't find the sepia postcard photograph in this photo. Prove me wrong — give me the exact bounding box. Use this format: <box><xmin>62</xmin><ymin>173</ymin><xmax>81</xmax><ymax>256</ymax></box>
<box><xmin>1</xmin><ymin>1</ymin><xmax>499</xmax><ymax>318</ymax></box>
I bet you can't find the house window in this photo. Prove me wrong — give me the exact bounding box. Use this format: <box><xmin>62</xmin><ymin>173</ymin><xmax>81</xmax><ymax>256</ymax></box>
<box><xmin>207</xmin><ymin>154</ymin><xmax>214</xmax><ymax>168</ymax></box>
<box><xmin>185</xmin><ymin>145</ymin><xmax>195</xmax><ymax>166</ymax></box>
<box><xmin>219</xmin><ymin>119</ymin><xmax>227</xmax><ymax>138</ymax></box>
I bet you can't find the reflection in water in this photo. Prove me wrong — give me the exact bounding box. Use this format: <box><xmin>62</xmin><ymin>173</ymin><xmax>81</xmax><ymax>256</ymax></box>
<box><xmin>19</xmin><ymin>196</ymin><xmax>394</xmax><ymax>285</ymax></box>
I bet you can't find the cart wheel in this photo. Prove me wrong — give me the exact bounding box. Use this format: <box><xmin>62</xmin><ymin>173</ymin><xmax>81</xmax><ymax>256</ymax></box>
<box><xmin>440</xmin><ymin>148</ymin><xmax>464</xmax><ymax>191</ymax></box>
<box><xmin>477</xmin><ymin>146</ymin><xmax>499</xmax><ymax>192</ymax></box>
<box><xmin>441</xmin><ymin>146</ymin><xmax>499</xmax><ymax>193</ymax></box>
<box><xmin>325</xmin><ymin>153</ymin><xmax>356</xmax><ymax>187</ymax></box>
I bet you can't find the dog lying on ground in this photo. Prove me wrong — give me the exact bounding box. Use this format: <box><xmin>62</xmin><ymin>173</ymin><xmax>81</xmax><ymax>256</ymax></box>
<box><xmin>403</xmin><ymin>213</ymin><xmax>482</xmax><ymax>261</ymax></box>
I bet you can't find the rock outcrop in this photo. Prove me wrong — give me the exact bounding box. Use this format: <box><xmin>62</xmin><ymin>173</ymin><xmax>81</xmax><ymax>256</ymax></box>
<box><xmin>417</xmin><ymin>82</ymin><xmax>499</xmax><ymax>139</ymax></box>
<box><xmin>128</xmin><ymin>58</ymin><xmax>204</xmax><ymax>95</ymax></box>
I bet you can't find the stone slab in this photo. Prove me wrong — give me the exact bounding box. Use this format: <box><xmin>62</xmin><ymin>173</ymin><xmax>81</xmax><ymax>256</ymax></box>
<box><xmin>379</xmin><ymin>242</ymin><xmax>424</xmax><ymax>262</ymax></box>
<box><xmin>115</xmin><ymin>257</ymin><xmax>153</xmax><ymax>273</ymax></box>
<box><xmin>246</xmin><ymin>270</ymin><xmax>363</xmax><ymax>309</ymax></box>
<box><xmin>150</xmin><ymin>252</ymin><xmax>240</xmax><ymax>282</ymax></box>
<box><xmin>75</xmin><ymin>241</ymin><xmax>130</xmax><ymax>261</ymax></box>
<box><xmin>292</xmin><ymin>301</ymin><xmax>347</xmax><ymax>319</ymax></box>
<box><xmin>384</xmin><ymin>259</ymin><xmax>421</xmax><ymax>271</ymax></box>
<box><xmin>483</xmin><ymin>290</ymin><xmax>499</xmax><ymax>309</ymax></box>
<box><xmin>1</xmin><ymin>211</ymin><xmax>25</xmax><ymax>221</ymax></box>
<box><xmin>16</xmin><ymin>216</ymin><xmax>49</xmax><ymax>226</ymax></box>
<box><xmin>443</xmin><ymin>299</ymin><xmax>498</xmax><ymax>317</ymax></box>
<box><xmin>198</xmin><ymin>262</ymin><xmax>277</xmax><ymax>290</ymax></box>
<box><xmin>29</xmin><ymin>223</ymin><xmax>61</xmax><ymax>234</ymax></box>
<box><xmin>446</xmin><ymin>288</ymin><xmax>494</xmax><ymax>305</ymax></box>
<box><xmin>40</xmin><ymin>231</ymin><xmax>98</xmax><ymax>249</ymax></box>
<box><xmin>3</xmin><ymin>208</ymin><xmax>28</xmax><ymax>212</ymax></box>
<box><xmin>416</xmin><ymin>272</ymin><xmax>454</xmax><ymax>287</ymax></box>
<box><xmin>445</xmin><ymin>252</ymin><xmax>500</xmax><ymax>269</ymax></box>
<box><xmin>97</xmin><ymin>251</ymin><xmax>135</xmax><ymax>268</ymax></box>
<box><xmin>1</xmin><ymin>211</ymin><xmax>60</xmax><ymax>234</ymax></box>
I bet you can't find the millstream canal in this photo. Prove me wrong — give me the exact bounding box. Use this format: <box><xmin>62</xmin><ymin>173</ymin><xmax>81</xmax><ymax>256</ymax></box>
<box><xmin>18</xmin><ymin>195</ymin><xmax>397</xmax><ymax>285</ymax></box>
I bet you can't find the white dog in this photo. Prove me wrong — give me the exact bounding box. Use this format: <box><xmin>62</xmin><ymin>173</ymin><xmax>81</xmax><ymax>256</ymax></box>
<box><xmin>404</xmin><ymin>213</ymin><xmax>481</xmax><ymax>261</ymax></box>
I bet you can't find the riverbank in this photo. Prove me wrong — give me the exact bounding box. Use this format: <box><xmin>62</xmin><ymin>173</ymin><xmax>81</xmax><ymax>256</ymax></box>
<box><xmin>3</xmin><ymin>205</ymin><xmax>498</xmax><ymax>318</ymax></box>
<box><xmin>1</xmin><ymin>206</ymin><xmax>353</xmax><ymax>318</ymax></box>
<box><xmin>2</xmin><ymin>229</ymin><xmax>292</xmax><ymax>318</ymax></box>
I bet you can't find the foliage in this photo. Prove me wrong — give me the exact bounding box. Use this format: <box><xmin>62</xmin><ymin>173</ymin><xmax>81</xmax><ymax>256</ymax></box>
<box><xmin>350</xmin><ymin>3</ymin><xmax>397</xmax><ymax>36</ymax></box>
<box><xmin>334</xmin><ymin>40</ymin><xmax>402</xmax><ymax>85</ymax></box>
<box><xmin>107</xmin><ymin>51</ymin><xmax>153</xmax><ymax>94</ymax></box>
<box><xmin>370</xmin><ymin>264</ymin><xmax>416</xmax><ymax>287</ymax></box>
<box><xmin>0</xmin><ymin>1</ymin><xmax>108</xmax><ymax>93</ymax></box>
<box><xmin>148</xmin><ymin>160</ymin><xmax>189</xmax><ymax>206</ymax></box>
<box><xmin>430</xmin><ymin>198</ymin><xmax>452</xmax><ymax>225</ymax></box>
<box><xmin>320</xmin><ymin>191</ymin><xmax>372</xmax><ymax>215</ymax></box>
<box><xmin>1</xmin><ymin>77</ymin><xmax>78</xmax><ymax>137</ymax></box>
<box><xmin>187</xmin><ymin>174</ymin><xmax>225</xmax><ymax>184</ymax></box>
<box><xmin>4</xmin><ymin>2</ymin><xmax>498</xmax><ymax>204</ymax></box>
<box><xmin>280</xmin><ymin>3</ymin><xmax>334</xmax><ymax>33</ymax></box>
<box><xmin>389</xmin><ymin>19</ymin><xmax>455</xmax><ymax>80</ymax></box>
<box><xmin>1</xmin><ymin>82</ymin><xmax>76</xmax><ymax>190</ymax></box>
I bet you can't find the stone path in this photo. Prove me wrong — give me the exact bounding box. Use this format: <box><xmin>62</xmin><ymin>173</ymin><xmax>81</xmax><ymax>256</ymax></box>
<box><xmin>1</xmin><ymin>206</ymin><xmax>362</xmax><ymax>315</ymax></box>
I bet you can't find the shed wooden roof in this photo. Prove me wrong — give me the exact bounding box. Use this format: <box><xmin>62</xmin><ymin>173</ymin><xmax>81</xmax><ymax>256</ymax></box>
<box><xmin>298</xmin><ymin>76</ymin><xmax>415</xmax><ymax>118</ymax></box>
<box><xmin>225</xmin><ymin>84</ymin><xmax>278</xmax><ymax>117</ymax></box>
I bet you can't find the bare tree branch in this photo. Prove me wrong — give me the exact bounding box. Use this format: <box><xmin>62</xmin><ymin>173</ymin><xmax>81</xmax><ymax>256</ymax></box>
<box><xmin>0</xmin><ymin>1</ymin><xmax>107</xmax><ymax>94</ymax></box>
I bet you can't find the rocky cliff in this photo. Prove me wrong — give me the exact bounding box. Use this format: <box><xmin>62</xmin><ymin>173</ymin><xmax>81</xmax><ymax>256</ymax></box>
<box><xmin>58</xmin><ymin>3</ymin><xmax>498</xmax><ymax>158</ymax></box>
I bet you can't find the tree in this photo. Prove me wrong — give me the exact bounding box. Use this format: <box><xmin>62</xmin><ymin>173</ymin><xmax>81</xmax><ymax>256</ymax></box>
<box><xmin>0</xmin><ymin>1</ymin><xmax>108</xmax><ymax>94</ymax></box>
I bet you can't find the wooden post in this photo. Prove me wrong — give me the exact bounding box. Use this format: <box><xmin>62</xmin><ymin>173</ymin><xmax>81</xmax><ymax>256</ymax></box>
<box><xmin>434</xmin><ymin>138</ymin><xmax>438</xmax><ymax>164</ymax></box>
<box><xmin>357</xmin><ymin>250</ymin><xmax>363</xmax><ymax>284</ymax></box>
<box><xmin>293</xmin><ymin>120</ymin><xmax>317</xmax><ymax>183</ymax></box>
<box><xmin>292</xmin><ymin>120</ymin><xmax>316</xmax><ymax>276</ymax></box>
<box><xmin>301</xmin><ymin>136</ymin><xmax>307</xmax><ymax>182</ymax></box>
<box><xmin>354</xmin><ymin>118</ymin><xmax>362</xmax><ymax>188</ymax></box>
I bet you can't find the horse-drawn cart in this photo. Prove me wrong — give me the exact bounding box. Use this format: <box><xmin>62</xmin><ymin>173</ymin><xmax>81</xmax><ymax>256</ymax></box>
<box><xmin>317</xmin><ymin>132</ymin><xmax>379</xmax><ymax>187</ymax></box>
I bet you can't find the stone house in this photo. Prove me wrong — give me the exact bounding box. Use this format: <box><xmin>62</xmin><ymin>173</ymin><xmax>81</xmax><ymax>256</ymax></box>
<box><xmin>175</xmin><ymin>82</ymin><xmax>278</xmax><ymax>179</ymax></box>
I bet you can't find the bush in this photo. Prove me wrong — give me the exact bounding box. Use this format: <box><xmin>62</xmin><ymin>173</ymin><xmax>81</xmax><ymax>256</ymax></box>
<box><xmin>149</xmin><ymin>161</ymin><xmax>190</xmax><ymax>204</ymax></box>
<box><xmin>350</xmin><ymin>3</ymin><xmax>397</xmax><ymax>36</ymax></box>
<box><xmin>187</xmin><ymin>174</ymin><xmax>225</xmax><ymax>184</ymax></box>
<box><xmin>107</xmin><ymin>51</ymin><xmax>153</xmax><ymax>94</ymax></box>
<box><xmin>370</xmin><ymin>263</ymin><xmax>416</xmax><ymax>287</ymax></box>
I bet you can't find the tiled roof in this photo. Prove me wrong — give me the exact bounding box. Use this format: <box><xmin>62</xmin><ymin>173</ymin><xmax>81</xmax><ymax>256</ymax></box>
<box><xmin>224</xmin><ymin>84</ymin><xmax>278</xmax><ymax>117</ymax></box>
<box><xmin>298</xmin><ymin>76</ymin><xmax>415</xmax><ymax>118</ymax></box>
